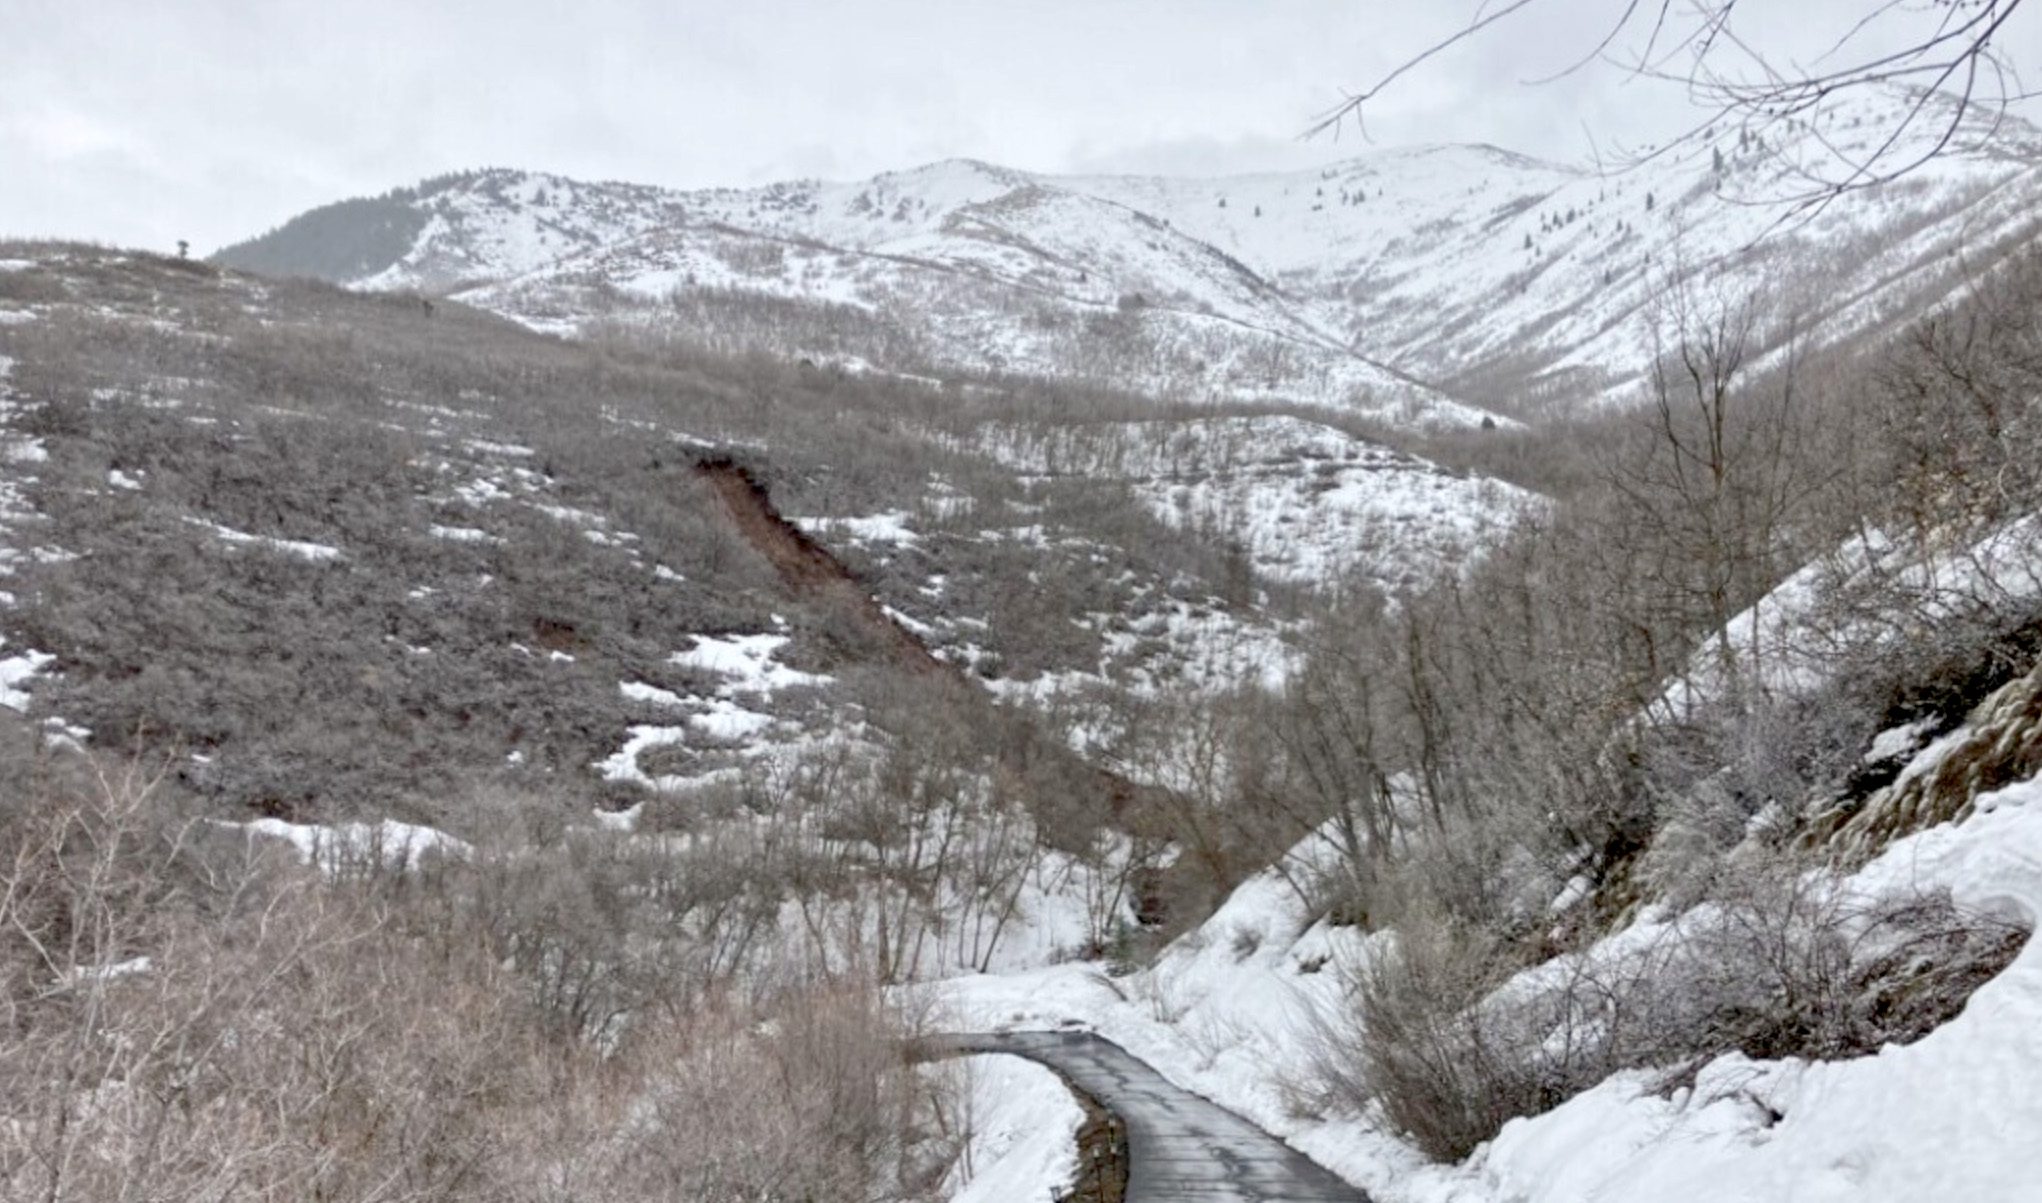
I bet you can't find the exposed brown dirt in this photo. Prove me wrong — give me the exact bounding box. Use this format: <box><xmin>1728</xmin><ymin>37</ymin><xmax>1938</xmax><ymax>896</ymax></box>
<box><xmin>1060</xmin><ymin>1077</ymin><xmax>1131</xmax><ymax>1203</ymax></box>
<box><xmin>1804</xmin><ymin>657</ymin><xmax>2042</xmax><ymax>863</ymax></box>
<box><xmin>696</xmin><ymin>458</ymin><xmax>953</xmax><ymax>678</ymax></box>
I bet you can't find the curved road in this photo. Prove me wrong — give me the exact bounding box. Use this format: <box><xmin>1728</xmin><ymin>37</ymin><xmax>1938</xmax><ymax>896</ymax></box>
<box><xmin>940</xmin><ymin>1031</ymin><xmax>1370</xmax><ymax>1202</ymax></box>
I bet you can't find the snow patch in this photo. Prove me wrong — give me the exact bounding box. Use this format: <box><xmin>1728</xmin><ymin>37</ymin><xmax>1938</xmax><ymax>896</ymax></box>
<box><xmin>0</xmin><ymin>638</ymin><xmax>53</xmax><ymax>711</ymax></box>
<box><xmin>795</xmin><ymin>510</ymin><xmax>919</xmax><ymax>546</ymax></box>
<box><xmin>226</xmin><ymin>817</ymin><xmax>470</xmax><ymax>873</ymax></box>
<box><xmin>185</xmin><ymin>518</ymin><xmax>342</xmax><ymax>562</ymax></box>
<box><xmin>429</xmin><ymin>522</ymin><xmax>504</xmax><ymax>545</ymax></box>
<box><xmin>619</xmin><ymin>680</ymin><xmax>686</xmax><ymax>708</ymax></box>
<box><xmin>671</xmin><ymin>633</ymin><xmax>831</xmax><ymax>695</ymax></box>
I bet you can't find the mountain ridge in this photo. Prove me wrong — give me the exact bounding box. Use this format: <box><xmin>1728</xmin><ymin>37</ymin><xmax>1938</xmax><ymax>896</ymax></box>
<box><xmin>217</xmin><ymin>87</ymin><xmax>2042</xmax><ymax>425</ymax></box>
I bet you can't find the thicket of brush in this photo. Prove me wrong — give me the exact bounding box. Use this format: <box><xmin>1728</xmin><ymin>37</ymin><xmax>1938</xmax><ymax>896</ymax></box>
<box><xmin>0</xmin><ymin>730</ymin><xmax>960</xmax><ymax>1202</ymax></box>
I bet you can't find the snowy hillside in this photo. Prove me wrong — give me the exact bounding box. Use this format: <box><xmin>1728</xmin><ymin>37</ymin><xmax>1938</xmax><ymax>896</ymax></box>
<box><xmin>931</xmin><ymin>754</ymin><xmax>2042</xmax><ymax>1203</ymax></box>
<box><xmin>968</xmin><ymin>414</ymin><xmax>1536</xmax><ymax>588</ymax></box>
<box><xmin>14</xmin><ymin>89</ymin><xmax>2042</xmax><ymax>1203</ymax></box>
<box><xmin>1078</xmin><ymin>88</ymin><xmax>2042</xmax><ymax>401</ymax></box>
<box><xmin>220</xmin><ymin>87</ymin><xmax>2042</xmax><ymax>422</ymax></box>
<box><xmin>440</xmin><ymin>159</ymin><xmax>1499</xmax><ymax>430</ymax></box>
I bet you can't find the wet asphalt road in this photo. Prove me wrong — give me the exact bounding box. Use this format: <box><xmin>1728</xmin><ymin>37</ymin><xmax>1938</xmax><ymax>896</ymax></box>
<box><xmin>939</xmin><ymin>1031</ymin><xmax>1371</xmax><ymax>1202</ymax></box>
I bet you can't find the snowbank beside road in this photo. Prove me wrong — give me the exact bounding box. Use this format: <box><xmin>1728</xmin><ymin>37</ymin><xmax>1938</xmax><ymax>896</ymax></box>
<box><xmin>940</xmin><ymin>1054</ymin><xmax>1083</xmax><ymax>1203</ymax></box>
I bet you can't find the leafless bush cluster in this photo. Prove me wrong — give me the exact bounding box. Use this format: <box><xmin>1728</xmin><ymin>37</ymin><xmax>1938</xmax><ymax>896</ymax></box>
<box><xmin>1313</xmin><ymin>854</ymin><xmax>2028</xmax><ymax>1161</ymax></box>
<box><xmin>0</xmin><ymin>735</ymin><xmax>957</xmax><ymax>1202</ymax></box>
<box><xmin>1299</xmin><ymin>249</ymin><xmax>2042</xmax><ymax>918</ymax></box>
<box><xmin>1260</xmin><ymin>250</ymin><xmax>2042</xmax><ymax>1159</ymax></box>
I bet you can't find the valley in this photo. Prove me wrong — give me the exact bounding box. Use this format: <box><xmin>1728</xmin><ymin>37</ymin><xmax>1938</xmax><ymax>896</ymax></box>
<box><xmin>6</xmin><ymin>66</ymin><xmax>2042</xmax><ymax>1203</ymax></box>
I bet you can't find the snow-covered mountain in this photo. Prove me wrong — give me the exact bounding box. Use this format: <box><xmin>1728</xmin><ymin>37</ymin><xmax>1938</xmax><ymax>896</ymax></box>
<box><xmin>219</xmin><ymin>87</ymin><xmax>2042</xmax><ymax>426</ymax></box>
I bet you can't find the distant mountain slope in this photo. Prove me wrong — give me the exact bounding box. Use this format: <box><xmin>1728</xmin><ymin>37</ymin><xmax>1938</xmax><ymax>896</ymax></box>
<box><xmin>218</xmin><ymin>169</ymin><xmax>690</xmax><ymax>292</ymax></box>
<box><xmin>218</xmin><ymin>87</ymin><xmax>2042</xmax><ymax>423</ymax></box>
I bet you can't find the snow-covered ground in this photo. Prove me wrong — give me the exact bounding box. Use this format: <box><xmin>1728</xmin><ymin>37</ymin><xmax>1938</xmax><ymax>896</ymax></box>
<box><xmin>969</xmin><ymin>415</ymin><xmax>1535</xmax><ymax>588</ymax></box>
<box><xmin>0</xmin><ymin>639</ymin><xmax>50</xmax><ymax>712</ymax></box>
<box><xmin>934</xmin><ymin>1055</ymin><xmax>1084</xmax><ymax>1203</ymax></box>
<box><xmin>1653</xmin><ymin>514</ymin><xmax>2042</xmax><ymax>725</ymax></box>
<box><xmin>921</xmin><ymin>514</ymin><xmax>2042</xmax><ymax>1201</ymax></box>
<box><xmin>184</xmin><ymin>517</ymin><xmax>344</xmax><ymax>562</ymax></box>
<box><xmin>1471</xmin><ymin>769</ymin><xmax>2042</xmax><ymax>1203</ymax></box>
<box><xmin>922</xmin><ymin>714</ymin><xmax>2042</xmax><ymax>1203</ymax></box>
<box><xmin>596</xmin><ymin>627</ymin><xmax>834</xmax><ymax>792</ymax></box>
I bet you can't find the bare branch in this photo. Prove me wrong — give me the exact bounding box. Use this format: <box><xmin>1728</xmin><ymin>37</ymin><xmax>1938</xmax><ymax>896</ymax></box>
<box><xmin>1314</xmin><ymin>0</ymin><xmax>2032</xmax><ymax>220</ymax></box>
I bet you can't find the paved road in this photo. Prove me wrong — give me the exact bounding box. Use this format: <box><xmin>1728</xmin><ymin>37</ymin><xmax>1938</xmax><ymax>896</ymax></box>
<box><xmin>940</xmin><ymin>1031</ymin><xmax>1370</xmax><ymax>1202</ymax></box>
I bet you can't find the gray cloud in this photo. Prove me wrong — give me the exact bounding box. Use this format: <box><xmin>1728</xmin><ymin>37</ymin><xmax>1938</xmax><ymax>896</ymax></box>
<box><xmin>4</xmin><ymin>0</ymin><xmax>2038</xmax><ymax>252</ymax></box>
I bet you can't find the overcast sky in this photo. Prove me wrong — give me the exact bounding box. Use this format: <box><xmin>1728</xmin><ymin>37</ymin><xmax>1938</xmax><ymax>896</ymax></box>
<box><xmin>6</xmin><ymin>1</ymin><xmax>2039</xmax><ymax>252</ymax></box>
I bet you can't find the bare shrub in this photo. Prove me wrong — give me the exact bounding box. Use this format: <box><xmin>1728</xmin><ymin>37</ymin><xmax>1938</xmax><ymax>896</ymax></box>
<box><xmin>1309</xmin><ymin>918</ymin><xmax>1555</xmax><ymax>1161</ymax></box>
<box><xmin>1685</xmin><ymin>865</ymin><xmax>2028</xmax><ymax>1064</ymax></box>
<box><xmin>615</xmin><ymin>986</ymin><xmax>934</xmax><ymax>1201</ymax></box>
<box><xmin>1315</xmin><ymin>853</ymin><xmax>2029</xmax><ymax>1162</ymax></box>
<box><xmin>0</xmin><ymin>743</ymin><xmax>960</xmax><ymax>1203</ymax></box>
<box><xmin>0</xmin><ymin>748</ymin><xmax>550</xmax><ymax>1203</ymax></box>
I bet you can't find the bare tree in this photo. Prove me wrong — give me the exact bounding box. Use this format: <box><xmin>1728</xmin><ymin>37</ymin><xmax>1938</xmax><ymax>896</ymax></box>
<box><xmin>1314</xmin><ymin>1</ymin><xmax>2034</xmax><ymax>217</ymax></box>
<box><xmin>1604</xmin><ymin>280</ymin><xmax>1814</xmax><ymax>700</ymax></box>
